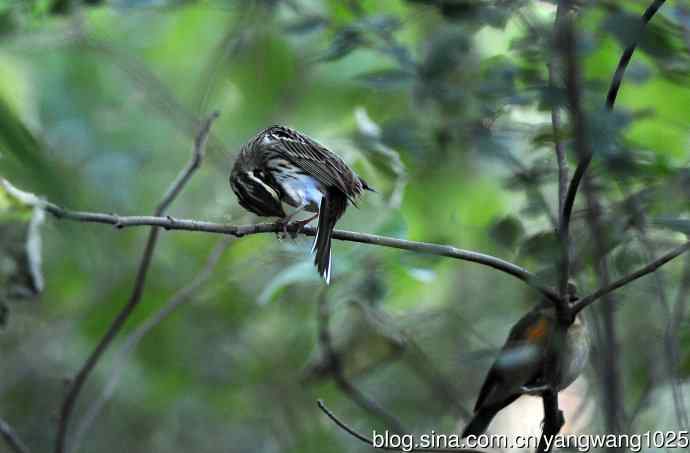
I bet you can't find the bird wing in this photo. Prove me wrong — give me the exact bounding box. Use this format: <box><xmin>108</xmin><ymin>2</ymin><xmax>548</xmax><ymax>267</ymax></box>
<box><xmin>261</xmin><ymin>126</ymin><xmax>361</xmax><ymax>200</ymax></box>
<box><xmin>473</xmin><ymin>308</ymin><xmax>554</xmax><ymax>412</ymax></box>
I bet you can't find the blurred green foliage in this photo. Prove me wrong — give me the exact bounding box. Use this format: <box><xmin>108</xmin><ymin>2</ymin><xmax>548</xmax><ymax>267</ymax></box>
<box><xmin>2</xmin><ymin>0</ymin><xmax>690</xmax><ymax>452</ymax></box>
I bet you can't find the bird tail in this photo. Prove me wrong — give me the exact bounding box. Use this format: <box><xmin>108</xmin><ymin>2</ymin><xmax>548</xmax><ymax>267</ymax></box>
<box><xmin>312</xmin><ymin>191</ymin><xmax>346</xmax><ymax>284</ymax></box>
<box><xmin>462</xmin><ymin>407</ymin><xmax>500</xmax><ymax>438</ymax></box>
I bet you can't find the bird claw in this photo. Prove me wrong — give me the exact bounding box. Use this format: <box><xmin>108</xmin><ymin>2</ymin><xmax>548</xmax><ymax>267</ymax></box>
<box><xmin>289</xmin><ymin>218</ymin><xmax>313</xmax><ymax>238</ymax></box>
<box><xmin>275</xmin><ymin>217</ymin><xmax>315</xmax><ymax>240</ymax></box>
<box><xmin>275</xmin><ymin>220</ymin><xmax>290</xmax><ymax>240</ymax></box>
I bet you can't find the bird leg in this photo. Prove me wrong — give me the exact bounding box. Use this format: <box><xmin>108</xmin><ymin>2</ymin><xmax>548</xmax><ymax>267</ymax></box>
<box><xmin>291</xmin><ymin>213</ymin><xmax>318</xmax><ymax>238</ymax></box>
<box><xmin>275</xmin><ymin>218</ymin><xmax>290</xmax><ymax>240</ymax></box>
<box><xmin>276</xmin><ymin>203</ymin><xmax>317</xmax><ymax>239</ymax></box>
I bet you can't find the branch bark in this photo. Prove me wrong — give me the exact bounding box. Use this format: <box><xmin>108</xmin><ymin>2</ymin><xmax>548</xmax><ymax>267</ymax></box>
<box><xmin>316</xmin><ymin>291</ymin><xmax>406</xmax><ymax>434</ymax></box>
<box><xmin>617</xmin><ymin>185</ymin><xmax>689</xmax><ymax>428</ymax></box>
<box><xmin>574</xmin><ymin>240</ymin><xmax>690</xmax><ymax>313</ymax></box>
<box><xmin>559</xmin><ymin>0</ymin><xmax>667</xmax><ymax>281</ymax></box>
<box><xmin>0</xmin><ymin>180</ymin><xmax>561</xmax><ymax>304</ymax></box>
<box><xmin>53</xmin><ymin>111</ymin><xmax>219</xmax><ymax>453</ymax></box>
<box><xmin>0</xmin><ymin>418</ymin><xmax>30</xmax><ymax>453</ymax></box>
<box><xmin>6</xmin><ymin>182</ymin><xmax>690</xmax><ymax>321</ymax></box>
<box><xmin>537</xmin><ymin>390</ymin><xmax>564</xmax><ymax>453</ymax></box>
<box><xmin>70</xmin><ymin>238</ymin><xmax>232</xmax><ymax>452</ymax></box>
<box><xmin>560</xmin><ymin>8</ymin><xmax>626</xmax><ymax>439</ymax></box>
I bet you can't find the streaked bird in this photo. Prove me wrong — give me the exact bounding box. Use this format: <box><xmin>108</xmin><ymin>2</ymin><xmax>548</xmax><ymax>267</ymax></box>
<box><xmin>462</xmin><ymin>303</ymin><xmax>590</xmax><ymax>438</ymax></box>
<box><xmin>230</xmin><ymin>125</ymin><xmax>373</xmax><ymax>283</ymax></box>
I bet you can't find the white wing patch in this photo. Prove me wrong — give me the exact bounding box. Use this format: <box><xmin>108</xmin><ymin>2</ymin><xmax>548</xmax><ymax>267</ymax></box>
<box><xmin>246</xmin><ymin>171</ymin><xmax>280</xmax><ymax>202</ymax></box>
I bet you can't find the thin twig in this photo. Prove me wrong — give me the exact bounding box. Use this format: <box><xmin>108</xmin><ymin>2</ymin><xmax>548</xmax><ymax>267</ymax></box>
<box><xmin>620</xmin><ymin>185</ymin><xmax>689</xmax><ymax>428</ymax></box>
<box><xmin>5</xmin><ymin>185</ymin><xmax>690</xmax><ymax>321</ymax></box>
<box><xmin>403</xmin><ymin>338</ymin><xmax>472</xmax><ymax>420</ymax></box>
<box><xmin>71</xmin><ymin>237</ymin><xmax>232</xmax><ymax>453</ymax></box>
<box><xmin>560</xmin><ymin>7</ymin><xmax>626</xmax><ymax>438</ymax></box>
<box><xmin>316</xmin><ymin>400</ymin><xmax>484</xmax><ymax>453</ymax></box>
<box><xmin>82</xmin><ymin>37</ymin><xmax>227</xmax><ymax>160</ymax></box>
<box><xmin>157</xmin><ymin>111</ymin><xmax>220</xmax><ymax>212</ymax></box>
<box><xmin>0</xmin><ymin>178</ymin><xmax>560</xmax><ymax>304</ymax></box>
<box><xmin>574</xmin><ymin>240</ymin><xmax>690</xmax><ymax>313</ymax></box>
<box><xmin>636</xmin><ymin>230</ymin><xmax>689</xmax><ymax>428</ymax></box>
<box><xmin>537</xmin><ymin>5</ymin><xmax>575</xmax><ymax>450</ymax></box>
<box><xmin>317</xmin><ymin>291</ymin><xmax>406</xmax><ymax>433</ymax></box>
<box><xmin>559</xmin><ymin>0</ymin><xmax>666</xmax><ymax>278</ymax></box>
<box><xmin>0</xmin><ymin>418</ymin><xmax>30</xmax><ymax>453</ymax></box>
<box><xmin>53</xmin><ymin>111</ymin><xmax>220</xmax><ymax>453</ymax></box>
<box><xmin>605</xmin><ymin>0</ymin><xmax>667</xmax><ymax>109</ymax></box>
<box><xmin>550</xmin><ymin>3</ymin><xmax>572</xmax><ymax>311</ymax></box>
<box><xmin>550</xmin><ymin>9</ymin><xmax>567</xmax><ymax>219</ymax></box>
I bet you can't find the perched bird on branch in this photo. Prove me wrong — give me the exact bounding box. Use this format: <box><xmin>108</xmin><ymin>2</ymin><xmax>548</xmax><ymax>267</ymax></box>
<box><xmin>230</xmin><ymin>125</ymin><xmax>373</xmax><ymax>283</ymax></box>
<box><xmin>462</xmin><ymin>303</ymin><xmax>590</xmax><ymax>438</ymax></box>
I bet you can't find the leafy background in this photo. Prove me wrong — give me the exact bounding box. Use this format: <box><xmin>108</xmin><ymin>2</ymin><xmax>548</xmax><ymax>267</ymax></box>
<box><xmin>2</xmin><ymin>0</ymin><xmax>690</xmax><ymax>452</ymax></box>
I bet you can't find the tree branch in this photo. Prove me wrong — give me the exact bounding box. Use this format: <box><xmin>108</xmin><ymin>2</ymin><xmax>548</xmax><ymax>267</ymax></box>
<box><xmin>550</xmin><ymin>7</ymin><xmax>567</xmax><ymax>220</ymax></box>
<box><xmin>622</xmin><ymin>186</ymin><xmax>690</xmax><ymax>429</ymax></box>
<box><xmin>553</xmin><ymin>7</ymin><xmax>671</xmax><ymax>435</ymax></box>
<box><xmin>53</xmin><ymin>111</ymin><xmax>219</xmax><ymax>453</ymax></box>
<box><xmin>560</xmin><ymin>7</ymin><xmax>626</xmax><ymax>438</ymax></box>
<box><xmin>573</xmin><ymin>240</ymin><xmax>690</xmax><ymax>313</ymax></box>
<box><xmin>550</xmin><ymin>3</ymin><xmax>573</xmax><ymax>316</ymax></box>
<box><xmin>605</xmin><ymin>0</ymin><xmax>667</xmax><ymax>110</ymax></box>
<box><xmin>559</xmin><ymin>0</ymin><xmax>666</xmax><ymax>283</ymax></box>
<box><xmin>537</xmin><ymin>390</ymin><xmax>564</xmax><ymax>453</ymax></box>
<box><xmin>71</xmin><ymin>238</ymin><xmax>232</xmax><ymax>453</ymax></box>
<box><xmin>316</xmin><ymin>400</ymin><xmax>484</xmax><ymax>453</ymax></box>
<box><xmin>316</xmin><ymin>291</ymin><xmax>406</xmax><ymax>434</ymax></box>
<box><xmin>0</xmin><ymin>180</ymin><xmax>560</xmax><ymax>304</ymax></box>
<box><xmin>0</xmin><ymin>418</ymin><xmax>30</xmax><ymax>453</ymax></box>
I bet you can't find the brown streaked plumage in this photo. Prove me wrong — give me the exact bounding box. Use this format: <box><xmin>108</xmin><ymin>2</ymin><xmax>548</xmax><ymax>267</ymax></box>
<box><xmin>230</xmin><ymin>125</ymin><xmax>373</xmax><ymax>283</ymax></box>
<box><xmin>462</xmin><ymin>304</ymin><xmax>590</xmax><ymax>438</ymax></box>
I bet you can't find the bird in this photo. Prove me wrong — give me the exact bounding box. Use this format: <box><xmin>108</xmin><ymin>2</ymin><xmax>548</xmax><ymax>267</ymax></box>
<box><xmin>461</xmin><ymin>303</ymin><xmax>590</xmax><ymax>438</ymax></box>
<box><xmin>230</xmin><ymin>125</ymin><xmax>373</xmax><ymax>283</ymax></box>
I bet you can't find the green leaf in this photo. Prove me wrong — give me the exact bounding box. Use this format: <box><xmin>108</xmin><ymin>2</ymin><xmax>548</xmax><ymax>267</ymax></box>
<box><xmin>316</xmin><ymin>27</ymin><xmax>362</xmax><ymax>62</ymax></box>
<box><xmin>518</xmin><ymin>230</ymin><xmax>559</xmax><ymax>264</ymax></box>
<box><xmin>354</xmin><ymin>68</ymin><xmax>415</xmax><ymax>89</ymax></box>
<box><xmin>489</xmin><ymin>215</ymin><xmax>525</xmax><ymax>250</ymax></box>
<box><xmin>284</xmin><ymin>16</ymin><xmax>328</xmax><ymax>35</ymax></box>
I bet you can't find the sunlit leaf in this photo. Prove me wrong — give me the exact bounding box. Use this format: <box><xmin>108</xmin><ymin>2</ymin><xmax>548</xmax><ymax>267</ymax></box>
<box><xmin>0</xmin><ymin>180</ymin><xmax>45</xmax><ymax>305</ymax></box>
